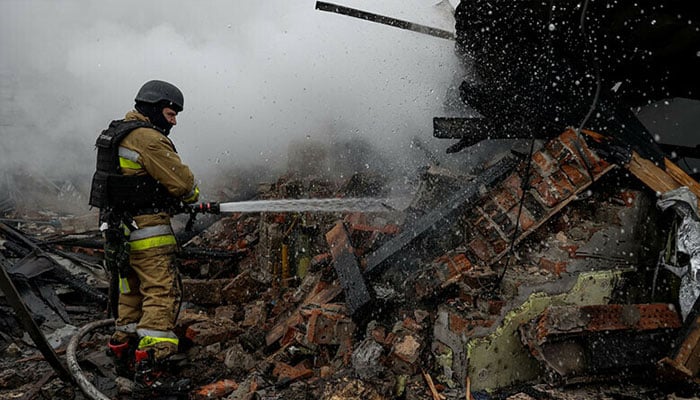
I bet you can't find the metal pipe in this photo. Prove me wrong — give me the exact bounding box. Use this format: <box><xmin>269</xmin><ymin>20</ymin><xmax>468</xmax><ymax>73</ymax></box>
<box><xmin>315</xmin><ymin>1</ymin><xmax>455</xmax><ymax>40</ymax></box>
<box><xmin>66</xmin><ymin>318</ymin><xmax>114</xmax><ymax>400</ymax></box>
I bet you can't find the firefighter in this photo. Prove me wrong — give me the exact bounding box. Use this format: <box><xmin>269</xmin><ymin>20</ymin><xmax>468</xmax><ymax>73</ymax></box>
<box><xmin>89</xmin><ymin>79</ymin><xmax>199</xmax><ymax>392</ymax></box>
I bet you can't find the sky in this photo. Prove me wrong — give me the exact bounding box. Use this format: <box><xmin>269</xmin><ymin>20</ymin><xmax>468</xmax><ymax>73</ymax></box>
<box><xmin>0</xmin><ymin>0</ymin><xmax>467</xmax><ymax>196</ymax></box>
<box><xmin>1</xmin><ymin>0</ymin><xmax>697</xmax><ymax>202</ymax></box>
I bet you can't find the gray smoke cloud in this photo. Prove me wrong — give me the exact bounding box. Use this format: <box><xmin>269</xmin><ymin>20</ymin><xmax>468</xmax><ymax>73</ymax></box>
<box><xmin>0</xmin><ymin>0</ymin><xmax>464</xmax><ymax>198</ymax></box>
<box><xmin>3</xmin><ymin>0</ymin><xmax>696</xmax><ymax>209</ymax></box>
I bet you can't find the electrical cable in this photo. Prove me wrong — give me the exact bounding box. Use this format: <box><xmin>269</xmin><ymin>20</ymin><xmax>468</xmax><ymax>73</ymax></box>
<box><xmin>491</xmin><ymin>0</ymin><xmax>557</xmax><ymax>292</ymax></box>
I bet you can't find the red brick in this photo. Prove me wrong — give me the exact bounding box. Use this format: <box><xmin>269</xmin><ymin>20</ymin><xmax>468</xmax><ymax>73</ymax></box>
<box><xmin>493</xmin><ymin>189</ymin><xmax>518</xmax><ymax>212</ymax></box>
<box><xmin>558</xmin><ymin>129</ymin><xmax>610</xmax><ymax>174</ymax></box>
<box><xmin>532</xmin><ymin>178</ymin><xmax>560</xmax><ymax>207</ymax></box>
<box><xmin>560</xmin><ymin>163</ymin><xmax>588</xmax><ymax>187</ymax></box>
<box><xmin>544</xmin><ymin>135</ymin><xmax>568</xmax><ymax>160</ymax></box>
<box><xmin>532</xmin><ymin>150</ymin><xmax>556</xmax><ymax>176</ymax></box>
<box><xmin>272</xmin><ymin>361</ymin><xmax>313</xmax><ymax>383</ymax></box>
<box><xmin>491</xmin><ymin>238</ymin><xmax>508</xmax><ymax>255</ymax></box>
<box><xmin>185</xmin><ymin>318</ymin><xmax>240</xmax><ymax>346</ymax></box>
<box><xmin>502</xmin><ymin>174</ymin><xmax>523</xmax><ymax>198</ymax></box>
<box><xmin>538</xmin><ymin>257</ymin><xmax>567</xmax><ymax>276</ymax></box>
<box><xmin>468</xmin><ymin>238</ymin><xmax>493</xmax><ymax>261</ymax></box>
<box><xmin>517</xmin><ymin>208</ymin><xmax>537</xmax><ymax>232</ymax></box>
<box><xmin>550</xmin><ymin>171</ymin><xmax>576</xmax><ymax>200</ymax></box>
<box><xmin>473</xmin><ymin>214</ymin><xmax>491</xmax><ymax>238</ymax></box>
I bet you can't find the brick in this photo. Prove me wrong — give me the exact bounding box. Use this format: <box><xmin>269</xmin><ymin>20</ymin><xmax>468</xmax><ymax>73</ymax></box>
<box><xmin>493</xmin><ymin>189</ymin><xmax>518</xmax><ymax>212</ymax></box>
<box><xmin>482</xmin><ymin>199</ymin><xmax>500</xmax><ymax>218</ymax></box>
<box><xmin>532</xmin><ymin>150</ymin><xmax>556</xmax><ymax>176</ymax></box>
<box><xmin>214</xmin><ymin>305</ymin><xmax>241</xmax><ymax>321</ymax></box>
<box><xmin>558</xmin><ymin>130</ymin><xmax>600</xmax><ymax>168</ymax></box>
<box><xmin>302</xmin><ymin>306</ymin><xmax>355</xmax><ymax>345</ymax></box>
<box><xmin>242</xmin><ymin>301</ymin><xmax>267</xmax><ymax>327</ymax></box>
<box><xmin>545</xmin><ymin>135</ymin><xmax>574</xmax><ymax>162</ymax></box>
<box><xmin>468</xmin><ymin>238</ymin><xmax>493</xmax><ymax>261</ymax></box>
<box><xmin>550</xmin><ymin>170</ymin><xmax>576</xmax><ymax>201</ymax></box>
<box><xmin>389</xmin><ymin>333</ymin><xmax>423</xmax><ymax>374</ymax></box>
<box><xmin>491</xmin><ymin>238</ymin><xmax>509</xmax><ymax>255</ymax></box>
<box><xmin>522</xmin><ymin>192</ymin><xmax>547</xmax><ymax>219</ymax></box>
<box><xmin>502</xmin><ymin>174</ymin><xmax>523</xmax><ymax>198</ymax></box>
<box><xmin>182</xmin><ymin>279</ymin><xmax>225</xmax><ymax>305</ymax></box>
<box><xmin>185</xmin><ymin>318</ymin><xmax>240</xmax><ymax>346</ymax></box>
<box><xmin>473</xmin><ymin>213</ymin><xmax>491</xmax><ymax>238</ymax></box>
<box><xmin>532</xmin><ymin>178</ymin><xmax>560</xmax><ymax>208</ymax></box>
<box><xmin>538</xmin><ymin>257</ymin><xmax>567</xmax><ymax>276</ymax></box>
<box><xmin>544</xmin><ymin>136</ymin><xmax>565</xmax><ymax>159</ymax></box>
<box><xmin>560</xmin><ymin>163</ymin><xmax>588</xmax><ymax>187</ymax></box>
<box><xmin>221</xmin><ymin>271</ymin><xmax>260</xmax><ymax>305</ymax></box>
<box><xmin>493</xmin><ymin>212</ymin><xmax>516</xmax><ymax>236</ymax></box>
<box><xmin>272</xmin><ymin>361</ymin><xmax>313</xmax><ymax>384</ymax></box>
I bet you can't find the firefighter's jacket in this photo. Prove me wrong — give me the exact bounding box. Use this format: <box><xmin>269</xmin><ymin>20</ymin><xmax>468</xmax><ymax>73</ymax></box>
<box><xmin>110</xmin><ymin>111</ymin><xmax>198</xmax><ymax>357</ymax></box>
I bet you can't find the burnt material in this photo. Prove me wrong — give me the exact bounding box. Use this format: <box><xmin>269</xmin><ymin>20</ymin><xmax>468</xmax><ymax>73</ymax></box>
<box><xmin>0</xmin><ymin>222</ymin><xmax>107</xmax><ymax>303</ymax></box>
<box><xmin>315</xmin><ymin>1</ymin><xmax>454</xmax><ymax>40</ymax></box>
<box><xmin>364</xmin><ymin>155</ymin><xmax>517</xmax><ymax>276</ymax></box>
<box><xmin>0</xmin><ymin>253</ymin><xmax>73</xmax><ymax>382</ymax></box>
<box><xmin>520</xmin><ymin>304</ymin><xmax>682</xmax><ymax>384</ymax></box>
<box><xmin>658</xmin><ymin>295</ymin><xmax>700</xmax><ymax>384</ymax></box>
<box><xmin>326</xmin><ymin>221</ymin><xmax>372</xmax><ymax>315</ymax></box>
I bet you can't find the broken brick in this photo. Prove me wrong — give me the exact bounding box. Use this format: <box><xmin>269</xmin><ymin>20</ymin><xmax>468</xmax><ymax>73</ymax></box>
<box><xmin>532</xmin><ymin>150</ymin><xmax>556</xmax><ymax>176</ymax></box>
<box><xmin>537</xmin><ymin>257</ymin><xmax>568</xmax><ymax>276</ymax></box>
<box><xmin>468</xmin><ymin>238</ymin><xmax>492</xmax><ymax>261</ymax></box>
<box><xmin>185</xmin><ymin>318</ymin><xmax>241</xmax><ymax>346</ymax></box>
<box><xmin>272</xmin><ymin>361</ymin><xmax>314</xmax><ymax>384</ymax></box>
<box><xmin>561</xmin><ymin>163</ymin><xmax>588</xmax><ymax>187</ymax></box>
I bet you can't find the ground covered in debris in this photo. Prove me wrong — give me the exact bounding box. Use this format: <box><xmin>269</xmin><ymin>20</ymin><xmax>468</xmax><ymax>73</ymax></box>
<box><xmin>2</xmin><ymin>132</ymin><xmax>700</xmax><ymax>400</ymax></box>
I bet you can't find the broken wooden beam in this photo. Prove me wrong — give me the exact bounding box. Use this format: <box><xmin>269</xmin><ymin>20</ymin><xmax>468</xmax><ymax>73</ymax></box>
<box><xmin>625</xmin><ymin>151</ymin><xmax>700</xmax><ymax>209</ymax></box>
<box><xmin>0</xmin><ymin>253</ymin><xmax>73</xmax><ymax>383</ymax></box>
<box><xmin>658</xmin><ymin>296</ymin><xmax>700</xmax><ymax>384</ymax></box>
<box><xmin>326</xmin><ymin>221</ymin><xmax>372</xmax><ymax>315</ymax></box>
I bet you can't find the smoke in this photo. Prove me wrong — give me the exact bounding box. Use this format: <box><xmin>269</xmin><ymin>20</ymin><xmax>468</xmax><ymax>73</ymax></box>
<box><xmin>0</xmin><ymin>0</ymin><xmax>464</xmax><ymax>199</ymax></box>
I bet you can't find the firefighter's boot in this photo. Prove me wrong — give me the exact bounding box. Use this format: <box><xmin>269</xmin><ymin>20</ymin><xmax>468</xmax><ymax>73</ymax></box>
<box><xmin>132</xmin><ymin>349</ymin><xmax>191</xmax><ymax>399</ymax></box>
<box><xmin>106</xmin><ymin>337</ymin><xmax>137</xmax><ymax>377</ymax></box>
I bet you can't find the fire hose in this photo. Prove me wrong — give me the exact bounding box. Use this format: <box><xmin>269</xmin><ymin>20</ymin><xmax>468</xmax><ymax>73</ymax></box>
<box><xmin>66</xmin><ymin>318</ymin><xmax>114</xmax><ymax>400</ymax></box>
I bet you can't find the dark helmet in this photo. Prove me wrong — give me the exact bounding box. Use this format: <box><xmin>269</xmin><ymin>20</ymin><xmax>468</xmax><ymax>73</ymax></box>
<box><xmin>135</xmin><ymin>80</ymin><xmax>184</xmax><ymax>112</ymax></box>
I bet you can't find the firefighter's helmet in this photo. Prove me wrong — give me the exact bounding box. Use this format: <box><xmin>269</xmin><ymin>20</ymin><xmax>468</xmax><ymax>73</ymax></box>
<box><xmin>135</xmin><ymin>80</ymin><xmax>184</xmax><ymax>112</ymax></box>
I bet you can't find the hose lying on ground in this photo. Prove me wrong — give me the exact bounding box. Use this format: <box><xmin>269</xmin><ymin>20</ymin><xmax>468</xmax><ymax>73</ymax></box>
<box><xmin>66</xmin><ymin>318</ymin><xmax>114</xmax><ymax>400</ymax></box>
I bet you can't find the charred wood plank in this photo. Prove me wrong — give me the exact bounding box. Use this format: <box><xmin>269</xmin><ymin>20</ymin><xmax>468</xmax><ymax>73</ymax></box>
<box><xmin>625</xmin><ymin>151</ymin><xmax>700</xmax><ymax>210</ymax></box>
<box><xmin>0</xmin><ymin>253</ymin><xmax>73</xmax><ymax>382</ymax></box>
<box><xmin>0</xmin><ymin>223</ymin><xmax>107</xmax><ymax>303</ymax></box>
<box><xmin>326</xmin><ymin>221</ymin><xmax>372</xmax><ymax>315</ymax></box>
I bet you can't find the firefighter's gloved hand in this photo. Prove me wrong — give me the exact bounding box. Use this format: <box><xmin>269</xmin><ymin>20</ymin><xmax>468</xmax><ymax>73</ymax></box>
<box><xmin>182</xmin><ymin>185</ymin><xmax>200</xmax><ymax>204</ymax></box>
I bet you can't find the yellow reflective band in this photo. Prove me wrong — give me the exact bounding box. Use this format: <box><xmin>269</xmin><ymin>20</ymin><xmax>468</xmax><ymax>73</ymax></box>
<box><xmin>129</xmin><ymin>234</ymin><xmax>177</xmax><ymax>251</ymax></box>
<box><xmin>119</xmin><ymin>157</ymin><xmax>142</xmax><ymax>170</ymax></box>
<box><xmin>183</xmin><ymin>186</ymin><xmax>200</xmax><ymax>203</ymax></box>
<box><xmin>138</xmin><ymin>336</ymin><xmax>179</xmax><ymax>349</ymax></box>
<box><xmin>118</xmin><ymin>276</ymin><xmax>131</xmax><ymax>294</ymax></box>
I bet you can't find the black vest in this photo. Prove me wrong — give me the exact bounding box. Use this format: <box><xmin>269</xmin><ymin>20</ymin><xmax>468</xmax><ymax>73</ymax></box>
<box><xmin>88</xmin><ymin>119</ymin><xmax>178</xmax><ymax>213</ymax></box>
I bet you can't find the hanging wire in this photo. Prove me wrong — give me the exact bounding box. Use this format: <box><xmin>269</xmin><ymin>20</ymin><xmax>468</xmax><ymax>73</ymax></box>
<box><xmin>491</xmin><ymin>0</ymin><xmax>605</xmax><ymax>291</ymax></box>
<box><xmin>571</xmin><ymin>0</ymin><xmax>602</xmax><ymax>181</ymax></box>
<box><xmin>490</xmin><ymin>0</ymin><xmax>558</xmax><ymax>292</ymax></box>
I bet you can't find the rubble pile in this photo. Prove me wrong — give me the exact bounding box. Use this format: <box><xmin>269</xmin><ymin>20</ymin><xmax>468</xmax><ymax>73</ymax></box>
<box><xmin>2</xmin><ymin>130</ymin><xmax>700</xmax><ymax>400</ymax></box>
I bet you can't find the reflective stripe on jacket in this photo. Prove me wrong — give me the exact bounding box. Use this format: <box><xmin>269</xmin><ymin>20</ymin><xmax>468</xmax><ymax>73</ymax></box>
<box><xmin>128</xmin><ymin>224</ymin><xmax>176</xmax><ymax>251</ymax></box>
